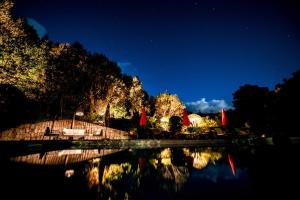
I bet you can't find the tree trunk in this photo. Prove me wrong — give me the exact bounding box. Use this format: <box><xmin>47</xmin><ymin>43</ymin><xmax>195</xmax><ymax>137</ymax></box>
<box><xmin>105</xmin><ymin>103</ymin><xmax>110</xmax><ymax>127</ymax></box>
<box><xmin>60</xmin><ymin>96</ymin><xmax>63</xmax><ymax>119</ymax></box>
<box><xmin>89</xmin><ymin>92</ymin><xmax>95</xmax><ymax>113</ymax></box>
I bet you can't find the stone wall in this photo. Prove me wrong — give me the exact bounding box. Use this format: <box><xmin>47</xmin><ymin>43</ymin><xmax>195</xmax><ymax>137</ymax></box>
<box><xmin>0</xmin><ymin>119</ymin><xmax>129</xmax><ymax>140</ymax></box>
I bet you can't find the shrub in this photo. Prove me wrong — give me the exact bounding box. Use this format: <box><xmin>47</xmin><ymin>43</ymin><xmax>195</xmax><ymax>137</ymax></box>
<box><xmin>169</xmin><ymin>116</ymin><xmax>182</xmax><ymax>134</ymax></box>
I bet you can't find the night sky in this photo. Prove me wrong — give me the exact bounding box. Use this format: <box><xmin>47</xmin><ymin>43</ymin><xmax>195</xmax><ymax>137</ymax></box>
<box><xmin>13</xmin><ymin>0</ymin><xmax>300</xmax><ymax>112</ymax></box>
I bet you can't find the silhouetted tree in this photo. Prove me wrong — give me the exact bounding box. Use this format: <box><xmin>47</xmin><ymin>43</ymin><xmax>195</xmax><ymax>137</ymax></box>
<box><xmin>169</xmin><ymin>116</ymin><xmax>183</xmax><ymax>134</ymax></box>
<box><xmin>271</xmin><ymin>70</ymin><xmax>300</xmax><ymax>136</ymax></box>
<box><xmin>105</xmin><ymin>103</ymin><xmax>110</xmax><ymax>127</ymax></box>
<box><xmin>232</xmin><ymin>84</ymin><xmax>271</xmax><ymax>135</ymax></box>
<box><xmin>46</xmin><ymin>42</ymin><xmax>88</xmax><ymax>117</ymax></box>
<box><xmin>148</xmin><ymin>95</ymin><xmax>156</xmax><ymax>116</ymax></box>
<box><xmin>0</xmin><ymin>84</ymin><xmax>26</xmax><ymax>130</ymax></box>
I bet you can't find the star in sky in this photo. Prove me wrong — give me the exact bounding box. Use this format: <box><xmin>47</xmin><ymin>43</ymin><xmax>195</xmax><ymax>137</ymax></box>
<box><xmin>13</xmin><ymin>0</ymin><xmax>300</xmax><ymax>108</ymax></box>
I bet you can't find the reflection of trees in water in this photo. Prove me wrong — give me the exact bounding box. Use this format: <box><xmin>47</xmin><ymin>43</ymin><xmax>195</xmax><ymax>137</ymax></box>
<box><xmin>86</xmin><ymin>148</ymin><xmax>223</xmax><ymax>199</ymax></box>
<box><xmin>87</xmin><ymin>167</ymin><xmax>99</xmax><ymax>189</ymax></box>
<box><xmin>100</xmin><ymin>162</ymin><xmax>139</xmax><ymax>199</ymax></box>
<box><xmin>191</xmin><ymin>149</ymin><xmax>222</xmax><ymax>170</ymax></box>
<box><xmin>154</xmin><ymin>148</ymin><xmax>191</xmax><ymax>192</ymax></box>
<box><xmin>85</xmin><ymin>158</ymin><xmax>101</xmax><ymax>189</ymax></box>
<box><xmin>157</xmin><ymin>164</ymin><xmax>190</xmax><ymax>192</ymax></box>
<box><xmin>102</xmin><ymin>163</ymin><xmax>135</xmax><ymax>187</ymax></box>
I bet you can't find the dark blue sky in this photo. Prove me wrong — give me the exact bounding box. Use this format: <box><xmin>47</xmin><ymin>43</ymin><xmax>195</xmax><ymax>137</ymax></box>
<box><xmin>13</xmin><ymin>0</ymin><xmax>300</xmax><ymax>110</ymax></box>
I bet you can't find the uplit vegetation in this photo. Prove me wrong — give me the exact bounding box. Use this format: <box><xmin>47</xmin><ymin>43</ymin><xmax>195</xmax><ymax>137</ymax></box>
<box><xmin>187</xmin><ymin>114</ymin><xmax>218</xmax><ymax>133</ymax></box>
<box><xmin>94</xmin><ymin>147</ymin><xmax>225</xmax><ymax>199</ymax></box>
<box><xmin>0</xmin><ymin>0</ymin><xmax>48</xmax><ymax>99</ymax></box>
<box><xmin>1</xmin><ymin>0</ymin><xmax>300</xmax><ymax>139</ymax></box>
<box><xmin>0</xmin><ymin>0</ymin><xmax>149</xmax><ymax>130</ymax></box>
<box><xmin>154</xmin><ymin>93</ymin><xmax>184</xmax><ymax>120</ymax></box>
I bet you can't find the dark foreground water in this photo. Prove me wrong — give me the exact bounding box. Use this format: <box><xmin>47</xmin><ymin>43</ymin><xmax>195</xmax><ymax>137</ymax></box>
<box><xmin>0</xmin><ymin>145</ymin><xmax>299</xmax><ymax>200</ymax></box>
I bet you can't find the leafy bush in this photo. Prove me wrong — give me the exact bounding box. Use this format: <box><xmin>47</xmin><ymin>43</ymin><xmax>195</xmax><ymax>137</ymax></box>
<box><xmin>0</xmin><ymin>84</ymin><xmax>26</xmax><ymax>130</ymax></box>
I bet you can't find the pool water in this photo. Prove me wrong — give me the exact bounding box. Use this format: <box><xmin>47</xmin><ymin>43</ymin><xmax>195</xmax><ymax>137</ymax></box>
<box><xmin>0</xmin><ymin>145</ymin><xmax>299</xmax><ymax>200</ymax></box>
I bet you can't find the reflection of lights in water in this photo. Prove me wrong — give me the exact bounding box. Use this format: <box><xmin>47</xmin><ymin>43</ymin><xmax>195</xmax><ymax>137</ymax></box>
<box><xmin>86</xmin><ymin>158</ymin><xmax>101</xmax><ymax>189</ymax></box>
<box><xmin>87</xmin><ymin>167</ymin><xmax>99</xmax><ymax>188</ymax></box>
<box><xmin>191</xmin><ymin>151</ymin><xmax>222</xmax><ymax>170</ymax></box>
<box><xmin>102</xmin><ymin>163</ymin><xmax>132</xmax><ymax>189</ymax></box>
<box><xmin>160</xmin><ymin>148</ymin><xmax>172</xmax><ymax>166</ymax></box>
<box><xmin>191</xmin><ymin>152</ymin><xmax>209</xmax><ymax>169</ymax></box>
<box><xmin>58</xmin><ymin>149</ymin><xmax>82</xmax><ymax>156</ymax></box>
<box><xmin>149</xmin><ymin>159</ymin><xmax>158</xmax><ymax>169</ymax></box>
<box><xmin>161</xmin><ymin>158</ymin><xmax>172</xmax><ymax>166</ymax></box>
<box><xmin>92</xmin><ymin>158</ymin><xmax>101</xmax><ymax>164</ymax></box>
<box><xmin>160</xmin><ymin>148</ymin><xmax>171</xmax><ymax>158</ymax></box>
<box><xmin>182</xmin><ymin>148</ymin><xmax>190</xmax><ymax>156</ymax></box>
<box><xmin>65</xmin><ymin>169</ymin><xmax>75</xmax><ymax>178</ymax></box>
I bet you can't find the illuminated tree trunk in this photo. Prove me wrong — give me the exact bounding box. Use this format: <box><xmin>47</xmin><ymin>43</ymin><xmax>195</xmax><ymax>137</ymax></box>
<box><xmin>89</xmin><ymin>92</ymin><xmax>95</xmax><ymax>113</ymax></box>
<box><xmin>60</xmin><ymin>95</ymin><xmax>63</xmax><ymax>119</ymax></box>
<box><xmin>105</xmin><ymin>103</ymin><xmax>110</xmax><ymax>127</ymax></box>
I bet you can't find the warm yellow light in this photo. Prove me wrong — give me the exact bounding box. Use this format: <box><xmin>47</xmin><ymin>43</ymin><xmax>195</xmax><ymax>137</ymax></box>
<box><xmin>191</xmin><ymin>152</ymin><xmax>209</xmax><ymax>169</ymax></box>
<box><xmin>161</xmin><ymin>158</ymin><xmax>172</xmax><ymax>166</ymax></box>
<box><xmin>160</xmin><ymin>148</ymin><xmax>172</xmax><ymax>166</ymax></box>
<box><xmin>182</xmin><ymin>148</ymin><xmax>191</xmax><ymax>156</ymax></box>
<box><xmin>160</xmin><ymin>148</ymin><xmax>171</xmax><ymax>158</ymax></box>
<box><xmin>191</xmin><ymin>150</ymin><xmax>222</xmax><ymax>169</ymax></box>
<box><xmin>87</xmin><ymin>167</ymin><xmax>99</xmax><ymax>188</ymax></box>
<box><xmin>65</xmin><ymin>169</ymin><xmax>75</xmax><ymax>178</ymax></box>
<box><xmin>149</xmin><ymin>159</ymin><xmax>158</xmax><ymax>169</ymax></box>
<box><xmin>102</xmin><ymin>162</ymin><xmax>132</xmax><ymax>185</ymax></box>
<box><xmin>188</xmin><ymin>114</ymin><xmax>203</xmax><ymax>127</ymax></box>
<box><xmin>92</xmin><ymin>158</ymin><xmax>101</xmax><ymax>164</ymax></box>
<box><xmin>159</xmin><ymin>116</ymin><xmax>170</xmax><ymax>131</ymax></box>
<box><xmin>75</xmin><ymin>111</ymin><xmax>84</xmax><ymax>116</ymax></box>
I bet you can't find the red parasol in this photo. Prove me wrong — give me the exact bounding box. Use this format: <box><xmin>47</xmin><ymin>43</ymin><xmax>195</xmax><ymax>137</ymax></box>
<box><xmin>221</xmin><ymin>108</ymin><xmax>228</xmax><ymax>127</ymax></box>
<box><xmin>228</xmin><ymin>154</ymin><xmax>236</xmax><ymax>176</ymax></box>
<box><xmin>139</xmin><ymin>107</ymin><xmax>147</xmax><ymax>127</ymax></box>
<box><xmin>182</xmin><ymin>109</ymin><xmax>191</xmax><ymax>126</ymax></box>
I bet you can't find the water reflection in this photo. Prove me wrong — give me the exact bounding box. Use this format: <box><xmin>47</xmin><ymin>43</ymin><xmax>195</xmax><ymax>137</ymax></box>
<box><xmin>7</xmin><ymin>147</ymin><xmax>241</xmax><ymax>199</ymax></box>
<box><xmin>9</xmin><ymin>149</ymin><xmax>121</xmax><ymax>165</ymax></box>
<box><xmin>1</xmin><ymin>145</ymin><xmax>299</xmax><ymax>199</ymax></box>
<box><xmin>79</xmin><ymin>147</ymin><xmax>242</xmax><ymax>199</ymax></box>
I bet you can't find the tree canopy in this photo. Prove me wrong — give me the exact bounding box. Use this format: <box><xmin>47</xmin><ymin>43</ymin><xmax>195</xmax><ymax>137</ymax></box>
<box><xmin>0</xmin><ymin>0</ymin><xmax>48</xmax><ymax>99</ymax></box>
<box><xmin>0</xmin><ymin>0</ymin><xmax>149</xmax><ymax>128</ymax></box>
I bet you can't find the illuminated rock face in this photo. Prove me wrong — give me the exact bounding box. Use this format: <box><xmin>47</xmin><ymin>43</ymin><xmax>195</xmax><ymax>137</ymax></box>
<box><xmin>155</xmin><ymin>93</ymin><xmax>185</xmax><ymax>120</ymax></box>
<box><xmin>188</xmin><ymin>114</ymin><xmax>204</xmax><ymax>127</ymax></box>
<box><xmin>187</xmin><ymin>114</ymin><xmax>219</xmax><ymax>133</ymax></box>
